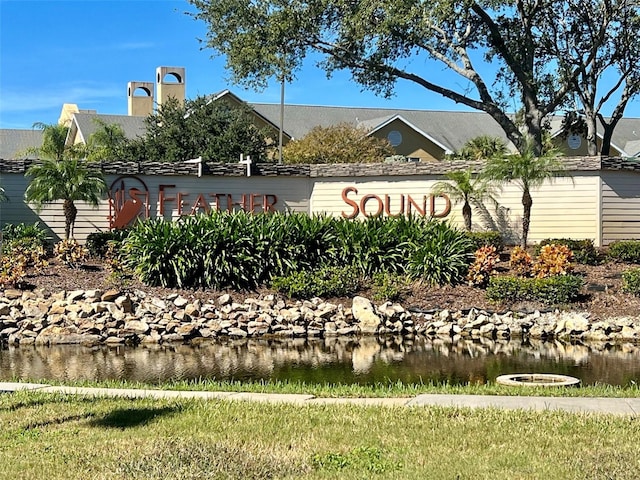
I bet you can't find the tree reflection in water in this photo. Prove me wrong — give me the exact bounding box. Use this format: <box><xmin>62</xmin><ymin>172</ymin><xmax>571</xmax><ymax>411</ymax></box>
<box><xmin>1</xmin><ymin>336</ymin><xmax>639</xmax><ymax>387</ymax></box>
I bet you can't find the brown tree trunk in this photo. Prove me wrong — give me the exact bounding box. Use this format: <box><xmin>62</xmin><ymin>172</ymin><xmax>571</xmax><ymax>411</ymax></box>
<box><xmin>462</xmin><ymin>201</ymin><xmax>472</xmax><ymax>231</ymax></box>
<box><xmin>63</xmin><ymin>199</ymin><xmax>77</xmax><ymax>240</ymax></box>
<box><xmin>521</xmin><ymin>189</ymin><xmax>532</xmax><ymax>248</ymax></box>
<box><xmin>583</xmin><ymin>106</ymin><xmax>598</xmax><ymax>156</ymax></box>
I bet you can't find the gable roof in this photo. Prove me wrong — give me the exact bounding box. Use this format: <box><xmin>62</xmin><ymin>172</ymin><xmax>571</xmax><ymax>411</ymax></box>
<box><xmin>548</xmin><ymin>116</ymin><xmax>640</xmax><ymax>156</ymax></box>
<box><xmin>624</xmin><ymin>140</ymin><xmax>640</xmax><ymax>157</ymax></box>
<box><xmin>55</xmin><ymin>89</ymin><xmax>640</xmax><ymax>158</ymax></box>
<box><xmin>609</xmin><ymin>118</ymin><xmax>640</xmax><ymax>156</ymax></box>
<box><xmin>0</xmin><ymin>129</ymin><xmax>43</xmax><ymax>160</ymax></box>
<box><xmin>209</xmin><ymin>90</ymin><xmax>292</xmax><ymax>140</ymax></box>
<box><xmin>69</xmin><ymin>113</ymin><xmax>147</xmax><ymax>144</ymax></box>
<box><xmin>363</xmin><ymin>114</ymin><xmax>456</xmax><ymax>154</ymax></box>
<box><xmin>250</xmin><ymin>103</ymin><xmax>515</xmax><ymax>153</ymax></box>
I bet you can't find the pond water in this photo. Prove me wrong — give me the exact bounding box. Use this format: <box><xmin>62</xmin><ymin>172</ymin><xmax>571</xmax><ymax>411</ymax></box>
<box><xmin>1</xmin><ymin>336</ymin><xmax>639</xmax><ymax>387</ymax></box>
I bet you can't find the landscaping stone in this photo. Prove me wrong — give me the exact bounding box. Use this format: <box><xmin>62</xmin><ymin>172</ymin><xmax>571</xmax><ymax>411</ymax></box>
<box><xmin>0</xmin><ymin>288</ymin><xmax>639</xmax><ymax>347</ymax></box>
<box><xmin>351</xmin><ymin>296</ymin><xmax>381</xmax><ymax>334</ymax></box>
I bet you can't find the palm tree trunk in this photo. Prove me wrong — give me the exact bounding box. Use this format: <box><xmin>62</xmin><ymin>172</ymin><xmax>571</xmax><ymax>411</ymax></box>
<box><xmin>522</xmin><ymin>189</ymin><xmax>532</xmax><ymax>248</ymax></box>
<box><xmin>462</xmin><ymin>201</ymin><xmax>472</xmax><ymax>231</ymax></box>
<box><xmin>63</xmin><ymin>199</ymin><xmax>77</xmax><ymax>240</ymax></box>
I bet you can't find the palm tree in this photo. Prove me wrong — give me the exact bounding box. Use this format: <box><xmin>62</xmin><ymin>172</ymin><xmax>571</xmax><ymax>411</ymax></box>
<box><xmin>28</xmin><ymin>122</ymin><xmax>82</xmax><ymax>160</ymax></box>
<box><xmin>431</xmin><ymin>169</ymin><xmax>498</xmax><ymax>231</ymax></box>
<box><xmin>455</xmin><ymin>135</ymin><xmax>508</xmax><ymax>160</ymax></box>
<box><xmin>483</xmin><ymin>137</ymin><xmax>565</xmax><ymax>248</ymax></box>
<box><xmin>86</xmin><ymin>118</ymin><xmax>129</xmax><ymax>161</ymax></box>
<box><xmin>24</xmin><ymin>158</ymin><xmax>107</xmax><ymax>240</ymax></box>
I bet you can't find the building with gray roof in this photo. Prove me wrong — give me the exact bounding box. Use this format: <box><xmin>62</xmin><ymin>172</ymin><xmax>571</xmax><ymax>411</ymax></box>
<box><xmin>0</xmin><ymin>129</ymin><xmax>43</xmax><ymax>160</ymax></box>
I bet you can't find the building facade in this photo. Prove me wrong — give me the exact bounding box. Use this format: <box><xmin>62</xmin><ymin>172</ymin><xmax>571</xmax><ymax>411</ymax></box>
<box><xmin>1</xmin><ymin>157</ymin><xmax>639</xmax><ymax>247</ymax></box>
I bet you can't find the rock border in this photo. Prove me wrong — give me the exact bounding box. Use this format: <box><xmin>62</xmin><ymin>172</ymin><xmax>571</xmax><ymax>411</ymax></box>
<box><xmin>1</xmin><ymin>288</ymin><xmax>639</xmax><ymax>347</ymax></box>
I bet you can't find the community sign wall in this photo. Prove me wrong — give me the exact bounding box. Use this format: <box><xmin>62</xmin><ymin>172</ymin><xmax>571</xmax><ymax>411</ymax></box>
<box><xmin>1</xmin><ymin>157</ymin><xmax>639</xmax><ymax>246</ymax></box>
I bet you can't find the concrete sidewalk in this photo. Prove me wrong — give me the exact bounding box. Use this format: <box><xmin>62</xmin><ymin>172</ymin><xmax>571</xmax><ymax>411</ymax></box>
<box><xmin>1</xmin><ymin>382</ymin><xmax>638</xmax><ymax>416</ymax></box>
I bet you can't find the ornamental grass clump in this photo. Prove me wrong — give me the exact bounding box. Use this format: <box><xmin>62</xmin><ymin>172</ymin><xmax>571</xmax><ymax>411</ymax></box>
<box><xmin>122</xmin><ymin>211</ymin><xmax>338</xmax><ymax>289</ymax></box>
<box><xmin>407</xmin><ymin>222</ymin><xmax>475</xmax><ymax>285</ymax></box>
<box><xmin>121</xmin><ymin>211</ymin><xmax>473</xmax><ymax>290</ymax></box>
<box><xmin>331</xmin><ymin>215</ymin><xmax>425</xmax><ymax>276</ymax></box>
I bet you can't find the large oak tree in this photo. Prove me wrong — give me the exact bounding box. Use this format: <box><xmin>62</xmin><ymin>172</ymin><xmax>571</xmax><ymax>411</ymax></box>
<box><xmin>187</xmin><ymin>0</ymin><xmax>634</xmax><ymax>155</ymax></box>
<box><xmin>544</xmin><ymin>0</ymin><xmax>640</xmax><ymax>155</ymax></box>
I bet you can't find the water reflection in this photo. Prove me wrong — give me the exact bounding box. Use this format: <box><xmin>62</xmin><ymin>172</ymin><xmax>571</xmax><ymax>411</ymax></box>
<box><xmin>1</xmin><ymin>336</ymin><xmax>639</xmax><ymax>387</ymax></box>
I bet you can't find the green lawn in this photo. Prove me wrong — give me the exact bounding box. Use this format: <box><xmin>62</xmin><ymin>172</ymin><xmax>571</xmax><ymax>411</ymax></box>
<box><xmin>1</xmin><ymin>390</ymin><xmax>638</xmax><ymax>479</ymax></box>
<box><xmin>40</xmin><ymin>378</ymin><xmax>640</xmax><ymax>398</ymax></box>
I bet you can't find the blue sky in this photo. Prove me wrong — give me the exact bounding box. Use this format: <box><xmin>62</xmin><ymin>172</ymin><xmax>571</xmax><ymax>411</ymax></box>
<box><xmin>1</xmin><ymin>0</ymin><xmax>639</xmax><ymax>130</ymax></box>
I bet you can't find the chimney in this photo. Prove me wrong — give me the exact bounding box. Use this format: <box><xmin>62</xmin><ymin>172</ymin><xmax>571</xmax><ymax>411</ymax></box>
<box><xmin>156</xmin><ymin>66</ymin><xmax>185</xmax><ymax>110</ymax></box>
<box><xmin>127</xmin><ymin>81</ymin><xmax>154</xmax><ymax>116</ymax></box>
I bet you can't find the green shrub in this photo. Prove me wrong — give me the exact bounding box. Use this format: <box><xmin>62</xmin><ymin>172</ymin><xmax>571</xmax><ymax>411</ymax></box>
<box><xmin>271</xmin><ymin>264</ymin><xmax>361</xmax><ymax>298</ymax></box>
<box><xmin>535</xmin><ymin>238</ymin><xmax>598</xmax><ymax>265</ymax></box>
<box><xmin>370</xmin><ymin>272</ymin><xmax>410</xmax><ymax>302</ymax></box>
<box><xmin>622</xmin><ymin>267</ymin><xmax>640</xmax><ymax>296</ymax></box>
<box><xmin>121</xmin><ymin>212</ymin><xmax>338</xmax><ymax>289</ymax></box>
<box><xmin>486</xmin><ymin>275</ymin><xmax>584</xmax><ymax>305</ymax></box>
<box><xmin>86</xmin><ymin>229</ymin><xmax>131</xmax><ymax>258</ymax></box>
<box><xmin>608</xmin><ymin>240</ymin><xmax>640</xmax><ymax>263</ymax></box>
<box><xmin>407</xmin><ymin>222</ymin><xmax>475</xmax><ymax>285</ymax></box>
<box><xmin>466</xmin><ymin>245</ymin><xmax>500</xmax><ymax>287</ymax></box>
<box><xmin>53</xmin><ymin>239</ymin><xmax>89</xmax><ymax>268</ymax></box>
<box><xmin>466</xmin><ymin>231</ymin><xmax>504</xmax><ymax>253</ymax></box>
<box><xmin>485</xmin><ymin>276</ymin><xmax>523</xmax><ymax>302</ymax></box>
<box><xmin>532</xmin><ymin>244</ymin><xmax>573</xmax><ymax>278</ymax></box>
<box><xmin>2</xmin><ymin>222</ymin><xmax>50</xmax><ymax>252</ymax></box>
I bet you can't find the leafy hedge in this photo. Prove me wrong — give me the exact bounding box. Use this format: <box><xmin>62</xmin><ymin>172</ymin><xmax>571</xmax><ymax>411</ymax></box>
<box><xmin>608</xmin><ymin>240</ymin><xmax>640</xmax><ymax>263</ymax></box>
<box><xmin>120</xmin><ymin>212</ymin><xmax>474</xmax><ymax>290</ymax></box>
<box><xmin>272</xmin><ymin>264</ymin><xmax>361</xmax><ymax>298</ymax></box>
<box><xmin>86</xmin><ymin>229</ymin><xmax>131</xmax><ymax>258</ymax></box>
<box><xmin>486</xmin><ymin>275</ymin><xmax>584</xmax><ymax>305</ymax></box>
<box><xmin>466</xmin><ymin>231</ymin><xmax>504</xmax><ymax>253</ymax></box>
<box><xmin>622</xmin><ymin>267</ymin><xmax>640</xmax><ymax>296</ymax></box>
<box><xmin>1</xmin><ymin>222</ymin><xmax>50</xmax><ymax>252</ymax></box>
<box><xmin>535</xmin><ymin>238</ymin><xmax>598</xmax><ymax>265</ymax></box>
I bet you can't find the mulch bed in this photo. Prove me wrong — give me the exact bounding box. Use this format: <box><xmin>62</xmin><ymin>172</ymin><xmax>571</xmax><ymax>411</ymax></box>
<box><xmin>14</xmin><ymin>257</ymin><xmax>640</xmax><ymax>321</ymax></box>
